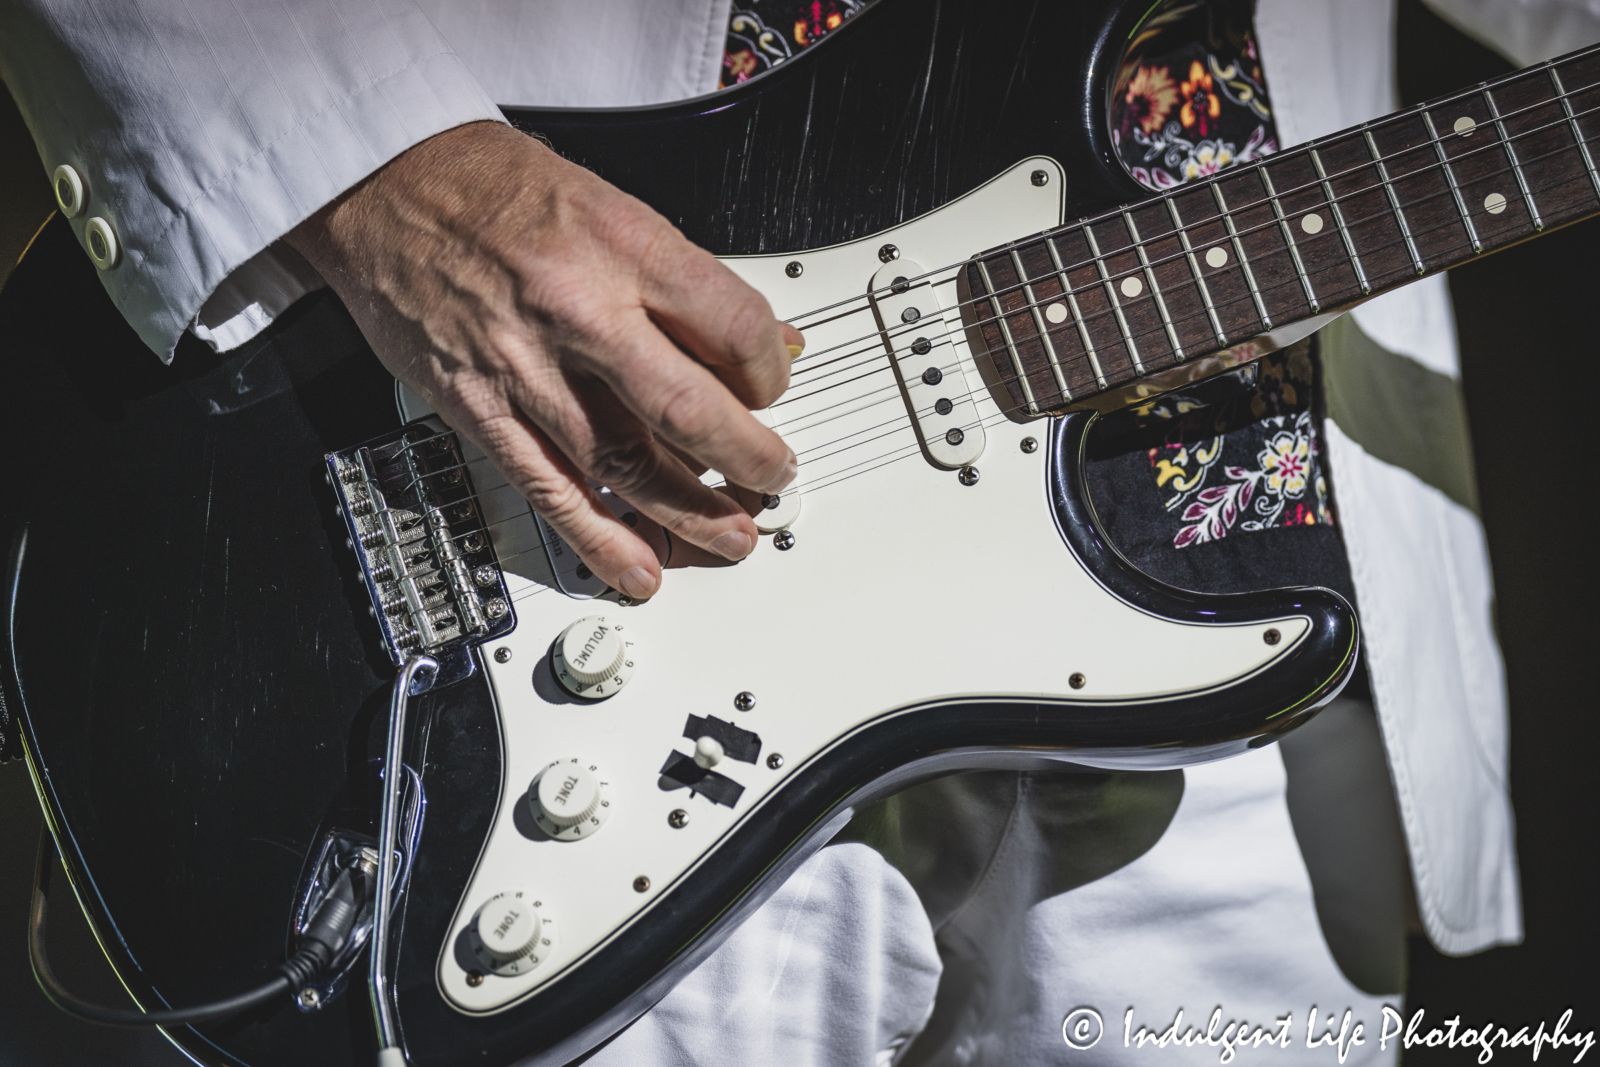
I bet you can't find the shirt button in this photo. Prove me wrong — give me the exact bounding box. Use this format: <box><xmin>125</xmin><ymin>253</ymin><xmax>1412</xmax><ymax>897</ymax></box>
<box><xmin>53</xmin><ymin>164</ymin><xmax>85</xmax><ymax>218</ymax></box>
<box><xmin>85</xmin><ymin>217</ymin><xmax>120</xmax><ymax>270</ymax></box>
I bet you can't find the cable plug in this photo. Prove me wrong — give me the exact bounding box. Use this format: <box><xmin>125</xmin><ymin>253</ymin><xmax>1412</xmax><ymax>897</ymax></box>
<box><xmin>281</xmin><ymin>870</ymin><xmax>359</xmax><ymax>990</ymax></box>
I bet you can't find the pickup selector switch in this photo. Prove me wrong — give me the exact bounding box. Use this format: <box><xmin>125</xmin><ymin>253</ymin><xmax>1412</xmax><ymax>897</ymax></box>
<box><xmin>552</xmin><ymin>615</ymin><xmax>635</xmax><ymax>698</ymax></box>
<box><xmin>529</xmin><ymin>758</ymin><xmax>612</xmax><ymax>840</ymax></box>
<box><xmin>469</xmin><ymin>891</ymin><xmax>555</xmax><ymax>976</ymax></box>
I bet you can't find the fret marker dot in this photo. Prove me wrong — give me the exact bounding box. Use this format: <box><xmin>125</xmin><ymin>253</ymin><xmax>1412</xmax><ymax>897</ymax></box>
<box><xmin>1205</xmin><ymin>247</ymin><xmax>1228</xmax><ymax>269</ymax></box>
<box><xmin>1454</xmin><ymin>116</ymin><xmax>1477</xmax><ymax>136</ymax></box>
<box><xmin>1045</xmin><ymin>301</ymin><xmax>1069</xmax><ymax>324</ymax></box>
<box><xmin>1484</xmin><ymin>192</ymin><xmax>1508</xmax><ymax>214</ymax></box>
<box><xmin>1301</xmin><ymin>212</ymin><xmax>1325</xmax><ymax>235</ymax></box>
<box><xmin>1120</xmin><ymin>277</ymin><xmax>1143</xmax><ymax>299</ymax></box>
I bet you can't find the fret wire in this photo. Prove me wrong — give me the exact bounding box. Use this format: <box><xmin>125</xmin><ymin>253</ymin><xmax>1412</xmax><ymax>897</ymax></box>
<box><xmin>1308</xmin><ymin>149</ymin><xmax>1372</xmax><ymax>293</ymax></box>
<box><xmin>1045</xmin><ymin>236</ymin><xmax>1108</xmax><ymax>389</ymax></box>
<box><xmin>1208</xmin><ymin>183</ymin><xmax>1273</xmax><ymax>330</ymax></box>
<box><xmin>1082</xmin><ymin>223</ymin><xmax>1145</xmax><ymax>375</ymax></box>
<box><xmin>1362</xmin><ymin>129</ymin><xmax>1426</xmax><ymax>274</ymax></box>
<box><xmin>1165</xmin><ymin>196</ymin><xmax>1228</xmax><ymax>346</ymax></box>
<box><xmin>1258</xmin><ymin>166</ymin><xmax>1321</xmax><ymax>312</ymax></box>
<box><xmin>1121</xmin><ymin>210</ymin><xmax>1187</xmax><ymax>362</ymax></box>
<box><xmin>1482</xmin><ymin>87</ymin><xmax>1544</xmax><ymax>230</ymax></box>
<box><xmin>1548</xmin><ymin>67</ymin><xmax>1600</xmax><ymax>203</ymax></box>
<box><xmin>1420</xmin><ymin>110</ymin><xmax>1483</xmax><ymax>253</ymax></box>
<box><xmin>974</xmin><ymin>259</ymin><xmax>1039</xmax><ymax>415</ymax></box>
<box><xmin>1009</xmin><ymin>247</ymin><xmax>1073</xmax><ymax>402</ymax></box>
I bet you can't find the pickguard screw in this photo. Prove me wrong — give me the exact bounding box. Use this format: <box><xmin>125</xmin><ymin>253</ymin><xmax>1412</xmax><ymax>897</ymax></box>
<box><xmin>734</xmin><ymin>691</ymin><xmax>756</xmax><ymax>711</ymax></box>
<box><xmin>465</xmin><ymin>971</ymin><xmax>484</xmax><ymax>988</ymax></box>
<box><xmin>1031</xmin><ymin>169</ymin><xmax>1050</xmax><ymax>186</ymax></box>
<box><xmin>767</xmin><ymin>753</ymin><xmax>785</xmax><ymax>770</ymax></box>
<box><xmin>668</xmin><ymin>809</ymin><xmax>689</xmax><ymax>829</ymax></box>
<box><xmin>633</xmin><ymin>876</ymin><xmax>651</xmax><ymax>893</ymax></box>
<box><xmin>1069</xmin><ymin>672</ymin><xmax>1086</xmax><ymax>689</ymax></box>
<box><xmin>785</xmin><ymin>261</ymin><xmax>803</xmax><ymax>278</ymax></box>
<box><xmin>958</xmin><ymin>465</ymin><xmax>979</xmax><ymax>486</ymax></box>
<box><xmin>1021</xmin><ymin>437</ymin><xmax>1039</xmax><ymax>454</ymax></box>
<box><xmin>774</xmin><ymin>530</ymin><xmax>796</xmax><ymax>551</ymax></box>
<box><xmin>878</xmin><ymin>243</ymin><xmax>900</xmax><ymax>263</ymax></box>
<box><xmin>297</xmin><ymin>988</ymin><xmax>321</xmax><ymax>1010</ymax></box>
<box><xmin>1264</xmin><ymin>628</ymin><xmax>1282</xmax><ymax>646</ymax></box>
<box><xmin>493</xmin><ymin>647</ymin><xmax>512</xmax><ymax>663</ymax></box>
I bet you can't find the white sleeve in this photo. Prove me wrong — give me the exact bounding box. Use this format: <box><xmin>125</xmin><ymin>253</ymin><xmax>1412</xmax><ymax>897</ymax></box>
<box><xmin>1422</xmin><ymin>0</ymin><xmax>1600</xmax><ymax>66</ymax></box>
<box><xmin>0</xmin><ymin>0</ymin><xmax>505</xmax><ymax>361</ymax></box>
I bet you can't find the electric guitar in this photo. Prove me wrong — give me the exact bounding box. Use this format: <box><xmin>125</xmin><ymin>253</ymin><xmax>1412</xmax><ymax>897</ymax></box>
<box><xmin>4</xmin><ymin>1</ymin><xmax>1597</xmax><ymax>1065</ymax></box>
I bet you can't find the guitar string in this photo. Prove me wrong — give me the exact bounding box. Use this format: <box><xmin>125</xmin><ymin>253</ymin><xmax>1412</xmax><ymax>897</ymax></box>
<box><xmin>779</xmin><ymin>59</ymin><xmax>1600</xmax><ymax>356</ymax></box>
<box><xmin>356</xmin><ymin>97</ymin><xmax>1600</xmax><ymax>605</ymax></box>
<box><xmin>780</xmin><ymin>89</ymin><xmax>1600</xmax><ymax>399</ymax></box>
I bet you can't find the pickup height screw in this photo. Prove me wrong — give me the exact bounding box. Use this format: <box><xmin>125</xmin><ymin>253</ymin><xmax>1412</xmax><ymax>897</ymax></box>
<box><xmin>465</xmin><ymin>971</ymin><xmax>484</xmax><ymax>988</ymax></box>
<box><xmin>494</xmin><ymin>647</ymin><xmax>512</xmax><ymax>663</ymax></box>
<box><xmin>1264</xmin><ymin>628</ymin><xmax>1282</xmax><ymax>645</ymax></box>
<box><xmin>958</xmin><ymin>466</ymin><xmax>980</xmax><ymax>486</ymax></box>
<box><xmin>668</xmin><ymin>809</ymin><xmax>689</xmax><ymax>828</ymax></box>
<box><xmin>297</xmin><ymin>988</ymin><xmax>321</xmax><ymax>1010</ymax></box>
<box><xmin>767</xmin><ymin>753</ymin><xmax>785</xmax><ymax>770</ymax></box>
<box><xmin>773</xmin><ymin>531</ymin><xmax>796</xmax><ymax>551</ymax></box>
<box><xmin>878</xmin><ymin>243</ymin><xmax>900</xmax><ymax>263</ymax></box>
<box><xmin>1069</xmin><ymin>672</ymin><xmax>1086</xmax><ymax>689</ymax></box>
<box><xmin>922</xmin><ymin>366</ymin><xmax>943</xmax><ymax>386</ymax></box>
<box><xmin>634</xmin><ymin>876</ymin><xmax>651</xmax><ymax>893</ymax></box>
<box><xmin>1021</xmin><ymin>437</ymin><xmax>1039</xmax><ymax>453</ymax></box>
<box><xmin>785</xmin><ymin>261</ymin><xmax>803</xmax><ymax>278</ymax></box>
<box><xmin>1031</xmin><ymin>169</ymin><xmax>1050</xmax><ymax>186</ymax></box>
<box><xmin>734</xmin><ymin>691</ymin><xmax>756</xmax><ymax>711</ymax></box>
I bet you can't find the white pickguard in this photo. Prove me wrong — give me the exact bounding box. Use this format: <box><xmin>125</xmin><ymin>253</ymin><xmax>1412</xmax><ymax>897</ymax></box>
<box><xmin>409</xmin><ymin>158</ymin><xmax>1310</xmax><ymax>1014</ymax></box>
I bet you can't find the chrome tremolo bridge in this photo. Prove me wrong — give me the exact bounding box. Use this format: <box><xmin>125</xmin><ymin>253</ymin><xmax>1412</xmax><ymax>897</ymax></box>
<box><xmin>327</xmin><ymin>422</ymin><xmax>515</xmax><ymax>686</ymax></box>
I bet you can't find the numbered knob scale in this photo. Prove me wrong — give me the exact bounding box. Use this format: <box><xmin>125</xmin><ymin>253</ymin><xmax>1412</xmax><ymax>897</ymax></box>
<box><xmin>529</xmin><ymin>758</ymin><xmax>613</xmax><ymax>840</ymax></box>
<box><xmin>552</xmin><ymin>615</ymin><xmax>636</xmax><ymax>698</ymax></box>
<box><xmin>469</xmin><ymin>891</ymin><xmax>557</xmax><ymax>977</ymax></box>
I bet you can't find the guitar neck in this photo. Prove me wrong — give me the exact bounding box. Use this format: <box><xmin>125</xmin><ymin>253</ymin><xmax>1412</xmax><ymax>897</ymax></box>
<box><xmin>966</xmin><ymin>43</ymin><xmax>1600</xmax><ymax>415</ymax></box>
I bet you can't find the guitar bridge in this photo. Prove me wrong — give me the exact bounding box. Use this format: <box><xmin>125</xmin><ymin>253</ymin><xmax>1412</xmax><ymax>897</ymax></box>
<box><xmin>327</xmin><ymin>422</ymin><xmax>515</xmax><ymax>686</ymax></box>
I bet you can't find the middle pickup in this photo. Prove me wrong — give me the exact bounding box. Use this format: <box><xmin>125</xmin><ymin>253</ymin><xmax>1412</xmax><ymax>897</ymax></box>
<box><xmin>868</xmin><ymin>258</ymin><xmax>986</xmax><ymax>470</ymax></box>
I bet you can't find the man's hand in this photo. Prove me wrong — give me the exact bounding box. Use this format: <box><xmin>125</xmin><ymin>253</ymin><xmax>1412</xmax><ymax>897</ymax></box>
<box><xmin>287</xmin><ymin>121</ymin><xmax>800</xmax><ymax>601</ymax></box>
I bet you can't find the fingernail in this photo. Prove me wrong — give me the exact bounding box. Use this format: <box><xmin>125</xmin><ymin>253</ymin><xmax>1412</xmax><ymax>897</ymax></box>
<box><xmin>710</xmin><ymin>531</ymin><xmax>754</xmax><ymax>561</ymax></box>
<box><xmin>618</xmin><ymin>567</ymin><xmax>659</xmax><ymax>600</ymax></box>
<box><xmin>768</xmin><ymin>452</ymin><xmax>798</xmax><ymax>492</ymax></box>
<box><xmin>787</xmin><ymin>344</ymin><xmax>804</xmax><ymax>360</ymax></box>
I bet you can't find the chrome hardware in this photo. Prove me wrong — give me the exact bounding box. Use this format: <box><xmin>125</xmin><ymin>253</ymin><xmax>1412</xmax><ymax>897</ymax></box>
<box><xmin>734</xmin><ymin>691</ymin><xmax>756</xmax><ymax>712</ymax></box>
<box><xmin>958</xmin><ymin>466</ymin><xmax>980</xmax><ymax>486</ymax></box>
<box><xmin>785</xmin><ymin>261</ymin><xmax>803</xmax><ymax>278</ymax></box>
<box><xmin>327</xmin><ymin>424</ymin><xmax>515</xmax><ymax>686</ymax></box>
<box><xmin>1031</xmin><ymin>169</ymin><xmax>1050</xmax><ymax>186</ymax></box>
<box><xmin>773</xmin><ymin>531</ymin><xmax>796</xmax><ymax>551</ymax></box>
<box><xmin>766</xmin><ymin>753</ymin><xmax>784</xmax><ymax>770</ymax></box>
<box><xmin>1021</xmin><ymin>437</ymin><xmax>1039</xmax><ymax>454</ymax></box>
<box><xmin>668</xmin><ymin>809</ymin><xmax>689</xmax><ymax>828</ymax></box>
<box><xmin>878</xmin><ymin>243</ymin><xmax>900</xmax><ymax>263</ymax></box>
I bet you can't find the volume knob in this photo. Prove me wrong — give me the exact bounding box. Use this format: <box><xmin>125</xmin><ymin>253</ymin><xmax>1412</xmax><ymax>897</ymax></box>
<box><xmin>552</xmin><ymin>615</ymin><xmax>636</xmax><ymax>698</ymax></box>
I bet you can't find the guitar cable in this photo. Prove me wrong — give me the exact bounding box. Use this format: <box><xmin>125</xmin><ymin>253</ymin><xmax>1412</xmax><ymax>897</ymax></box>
<box><xmin>27</xmin><ymin>825</ymin><xmax>361</xmax><ymax>1028</ymax></box>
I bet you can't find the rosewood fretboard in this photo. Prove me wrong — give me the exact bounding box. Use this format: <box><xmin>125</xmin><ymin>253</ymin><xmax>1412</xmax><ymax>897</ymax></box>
<box><xmin>963</xmin><ymin>43</ymin><xmax>1600</xmax><ymax>416</ymax></box>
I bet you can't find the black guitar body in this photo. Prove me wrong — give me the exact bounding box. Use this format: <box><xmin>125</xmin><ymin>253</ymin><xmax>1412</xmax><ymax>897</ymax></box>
<box><xmin>0</xmin><ymin>2</ymin><xmax>1356</xmax><ymax>1065</ymax></box>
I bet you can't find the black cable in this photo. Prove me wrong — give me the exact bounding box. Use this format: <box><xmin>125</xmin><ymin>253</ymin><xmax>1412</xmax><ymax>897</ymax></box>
<box><xmin>28</xmin><ymin>827</ymin><xmax>343</xmax><ymax>1028</ymax></box>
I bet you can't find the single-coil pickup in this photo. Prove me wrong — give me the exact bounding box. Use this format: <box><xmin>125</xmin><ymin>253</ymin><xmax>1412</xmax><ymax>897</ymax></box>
<box><xmin>868</xmin><ymin>259</ymin><xmax>985</xmax><ymax>469</ymax></box>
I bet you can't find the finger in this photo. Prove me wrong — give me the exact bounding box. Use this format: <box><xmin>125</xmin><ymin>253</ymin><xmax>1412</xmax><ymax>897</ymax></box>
<box><xmin>782</xmin><ymin>322</ymin><xmax>806</xmax><ymax>360</ymax></box>
<box><xmin>469</xmin><ymin>407</ymin><xmax>667</xmax><ymax>601</ymax></box>
<box><xmin>528</xmin><ymin>373</ymin><xmax>765</xmax><ymax>561</ymax></box>
<box><xmin>578</xmin><ymin>311</ymin><xmax>797</xmax><ymax>495</ymax></box>
<box><xmin>639</xmin><ymin>240</ymin><xmax>792</xmax><ymax>409</ymax></box>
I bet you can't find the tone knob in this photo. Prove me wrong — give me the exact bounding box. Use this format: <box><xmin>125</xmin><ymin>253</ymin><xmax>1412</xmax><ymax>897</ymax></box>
<box><xmin>551</xmin><ymin>615</ymin><xmax>636</xmax><ymax>698</ymax></box>
<box><xmin>529</xmin><ymin>758</ymin><xmax>613</xmax><ymax>840</ymax></box>
<box><xmin>475</xmin><ymin>892</ymin><xmax>541</xmax><ymax>966</ymax></box>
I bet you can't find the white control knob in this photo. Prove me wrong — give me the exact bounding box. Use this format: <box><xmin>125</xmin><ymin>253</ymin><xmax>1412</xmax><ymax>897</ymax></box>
<box><xmin>529</xmin><ymin>758</ymin><xmax>613</xmax><ymax>840</ymax></box>
<box><xmin>473</xmin><ymin>895</ymin><xmax>550</xmax><ymax>979</ymax></box>
<box><xmin>693</xmin><ymin>736</ymin><xmax>725</xmax><ymax>769</ymax></box>
<box><xmin>552</xmin><ymin>615</ymin><xmax>636</xmax><ymax>698</ymax></box>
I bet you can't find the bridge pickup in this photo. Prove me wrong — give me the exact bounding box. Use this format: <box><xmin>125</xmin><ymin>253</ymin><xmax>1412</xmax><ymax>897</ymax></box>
<box><xmin>327</xmin><ymin>421</ymin><xmax>515</xmax><ymax>687</ymax></box>
<box><xmin>869</xmin><ymin>257</ymin><xmax>985</xmax><ymax>469</ymax></box>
